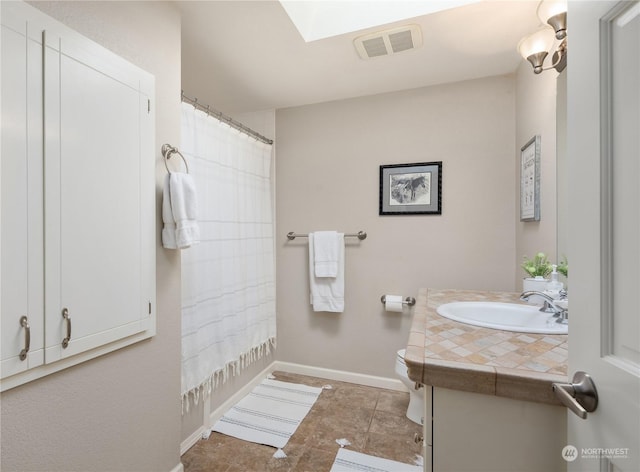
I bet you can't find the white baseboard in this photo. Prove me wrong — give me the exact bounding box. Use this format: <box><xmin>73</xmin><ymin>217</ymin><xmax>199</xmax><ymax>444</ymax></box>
<box><xmin>169</xmin><ymin>462</ymin><xmax>184</xmax><ymax>472</ymax></box>
<box><xmin>179</xmin><ymin>361</ymin><xmax>406</xmax><ymax>455</ymax></box>
<box><xmin>272</xmin><ymin>361</ymin><xmax>408</xmax><ymax>392</ymax></box>
<box><xmin>180</xmin><ymin>425</ymin><xmax>207</xmax><ymax>456</ymax></box>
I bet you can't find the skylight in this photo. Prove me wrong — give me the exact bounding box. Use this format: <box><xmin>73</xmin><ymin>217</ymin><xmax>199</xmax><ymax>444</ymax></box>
<box><xmin>279</xmin><ymin>0</ymin><xmax>481</xmax><ymax>42</ymax></box>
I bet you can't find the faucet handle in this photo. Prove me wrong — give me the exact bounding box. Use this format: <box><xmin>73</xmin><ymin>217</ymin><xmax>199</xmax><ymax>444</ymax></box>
<box><xmin>539</xmin><ymin>300</ymin><xmax>558</xmax><ymax>313</ymax></box>
<box><xmin>558</xmin><ymin>289</ymin><xmax>568</xmax><ymax>300</ymax></box>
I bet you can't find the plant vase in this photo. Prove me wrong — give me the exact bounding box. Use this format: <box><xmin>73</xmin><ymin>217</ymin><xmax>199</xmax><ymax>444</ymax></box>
<box><xmin>522</xmin><ymin>276</ymin><xmax>549</xmax><ymax>305</ymax></box>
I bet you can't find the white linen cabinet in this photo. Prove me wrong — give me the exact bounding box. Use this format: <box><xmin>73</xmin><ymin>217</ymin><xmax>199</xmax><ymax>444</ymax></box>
<box><xmin>1</xmin><ymin>2</ymin><xmax>156</xmax><ymax>390</ymax></box>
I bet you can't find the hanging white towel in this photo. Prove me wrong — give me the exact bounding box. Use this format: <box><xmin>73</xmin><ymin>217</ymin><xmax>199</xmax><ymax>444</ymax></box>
<box><xmin>309</xmin><ymin>233</ymin><xmax>345</xmax><ymax>312</ymax></box>
<box><xmin>313</xmin><ymin>231</ymin><xmax>340</xmax><ymax>278</ymax></box>
<box><xmin>162</xmin><ymin>172</ymin><xmax>200</xmax><ymax>249</ymax></box>
<box><xmin>162</xmin><ymin>174</ymin><xmax>177</xmax><ymax>249</ymax></box>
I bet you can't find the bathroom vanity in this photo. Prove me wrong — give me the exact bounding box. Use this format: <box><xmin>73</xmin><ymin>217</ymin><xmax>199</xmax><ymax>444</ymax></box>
<box><xmin>405</xmin><ymin>289</ymin><xmax>568</xmax><ymax>472</ymax></box>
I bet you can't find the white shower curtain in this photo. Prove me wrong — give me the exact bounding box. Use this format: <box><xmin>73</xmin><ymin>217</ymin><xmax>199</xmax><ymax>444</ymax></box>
<box><xmin>180</xmin><ymin>102</ymin><xmax>276</xmax><ymax>409</ymax></box>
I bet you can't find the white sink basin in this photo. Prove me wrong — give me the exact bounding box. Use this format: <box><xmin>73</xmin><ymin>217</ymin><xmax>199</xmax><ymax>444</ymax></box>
<box><xmin>436</xmin><ymin>302</ymin><xmax>568</xmax><ymax>334</ymax></box>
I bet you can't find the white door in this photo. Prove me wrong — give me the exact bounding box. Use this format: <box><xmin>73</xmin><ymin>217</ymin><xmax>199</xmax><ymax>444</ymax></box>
<box><xmin>566</xmin><ymin>2</ymin><xmax>640</xmax><ymax>470</ymax></box>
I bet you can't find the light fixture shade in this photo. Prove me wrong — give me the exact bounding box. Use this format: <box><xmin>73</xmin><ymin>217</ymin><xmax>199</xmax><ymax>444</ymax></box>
<box><xmin>537</xmin><ymin>0</ymin><xmax>567</xmax><ymax>23</ymax></box>
<box><xmin>517</xmin><ymin>28</ymin><xmax>554</xmax><ymax>59</ymax></box>
<box><xmin>537</xmin><ymin>0</ymin><xmax>567</xmax><ymax>39</ymax></box>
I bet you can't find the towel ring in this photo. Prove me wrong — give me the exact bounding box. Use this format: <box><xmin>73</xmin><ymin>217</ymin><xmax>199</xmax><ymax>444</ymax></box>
<box><xmin>161</xmin><ymin>144</ymin><xmax>189</xmax><ymax>174</ymax></box>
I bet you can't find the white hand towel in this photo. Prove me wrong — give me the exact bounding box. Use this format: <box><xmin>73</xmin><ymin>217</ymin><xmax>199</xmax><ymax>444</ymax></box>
<box><xmin>313</xmin><ymin>231</ymin><xmax>340</xmax><ymax>278</ymax></box>
<box><xmin>161</xmin><ymin>174</ymin><xmax>177</xmax><ymax>249</ymax></box>
<box><xmin>162</xmin><ymin>173</ymin><xmax>200</xmax><ymax>249</ymax></box>
<box><xmin>170</xmin><ymin>172</ymin><xmax>200</xmax><ymax>249</ymax></box>
<box><xmin>309</xmin><ymin>233</ymin><xmax>344</xmax><ymax>312</ymax></box>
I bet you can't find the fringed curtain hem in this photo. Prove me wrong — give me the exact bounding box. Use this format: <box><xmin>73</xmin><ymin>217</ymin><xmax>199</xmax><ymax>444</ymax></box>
<box><xmin>181</xmin><ymin>336</ymin><xmax>277</xmax><ymax>414</ymax></box>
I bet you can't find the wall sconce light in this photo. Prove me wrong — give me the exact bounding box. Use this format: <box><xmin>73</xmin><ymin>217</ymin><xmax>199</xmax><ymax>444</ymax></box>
<box><xmin>518</xmin><ymin>0</ymin><xmax>567</xmax><ymax>74</ymax></box>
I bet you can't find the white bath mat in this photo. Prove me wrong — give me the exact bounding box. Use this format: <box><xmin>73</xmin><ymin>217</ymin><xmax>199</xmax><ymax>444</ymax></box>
<box><xmin>330</xmin><ymin>449</ymin><xmax>423</xmax><ymax>472</ymax></box>
<box><xmin>212</xmin><ymin>378</ymin><xmax>322</xmax><ymax>449</ymax></box>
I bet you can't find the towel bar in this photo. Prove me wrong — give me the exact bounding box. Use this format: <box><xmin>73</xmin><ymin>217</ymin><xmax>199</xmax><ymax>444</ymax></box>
<box><xmin>287</xmin><ymin>231</ymin><xmax>367</xmax><ymax>241</ymax></box>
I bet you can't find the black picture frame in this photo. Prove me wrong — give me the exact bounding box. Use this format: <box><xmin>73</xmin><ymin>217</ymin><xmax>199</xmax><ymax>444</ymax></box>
<box><xmin>379</xmin><ymin>161</ymin><xmax>442</xmax><ymax>215</ymax></box>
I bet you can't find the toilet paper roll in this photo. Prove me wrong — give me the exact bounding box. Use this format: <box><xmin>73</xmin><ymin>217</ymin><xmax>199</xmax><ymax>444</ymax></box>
<box><xmin>384</xmin><ymin>295</ymin><xmax>404</xmax><ymax>312</ymax></box>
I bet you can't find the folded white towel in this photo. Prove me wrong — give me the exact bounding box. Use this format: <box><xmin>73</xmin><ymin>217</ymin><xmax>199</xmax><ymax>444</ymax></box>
<box><xmin>162</xmin><ymin>173</ymin><xmax>200</xmax><ymax>249</ymax></box>
<box><xmin>309</xmin><ymin>233</ymin><xmax>344</xmax><ymax>312</ymax></box>
<box><xmin>313</xmin><ymin>231</ymin><xmax>340</xmax><ymax>278</ymax></box>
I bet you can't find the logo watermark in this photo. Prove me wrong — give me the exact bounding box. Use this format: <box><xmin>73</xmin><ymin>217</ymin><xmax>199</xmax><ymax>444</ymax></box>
<box><xmin>562</xmin><ymin>445</ymin><xmax>630</xmax><ymax>462</ymax></box>
<box><xmin>562</xmin><ymin>445</ymin><xmax>578</xmax><ymax>462</ymax></box>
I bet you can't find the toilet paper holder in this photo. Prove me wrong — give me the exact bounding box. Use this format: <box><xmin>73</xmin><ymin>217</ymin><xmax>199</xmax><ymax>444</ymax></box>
<box><xmin>380</xmin><ymin>295</ymin><xmax>416</xmax><ymax>306</ymax></box>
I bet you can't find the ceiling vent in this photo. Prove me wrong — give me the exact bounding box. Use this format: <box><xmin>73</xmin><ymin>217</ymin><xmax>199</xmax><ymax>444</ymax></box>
<box><xmin>354</xmin><ymin>25</ymin><xmax>422</xmax><ymax>60</ymax></box>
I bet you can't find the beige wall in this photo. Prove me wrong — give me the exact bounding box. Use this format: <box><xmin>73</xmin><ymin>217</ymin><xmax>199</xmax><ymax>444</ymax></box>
<box><xmin>514</xmin><ymin>62</ymin><xmax>559</xmax><ymax>288</ymax></box>
<box><xmin>1</xmin><ymin>2</ymin><xmax>183</xmax><ymax>471</ymax></box>
<box><xmin>275</xmin><ymin>76</ymin><xmax>517</xmax><ymax>379</ymax></box>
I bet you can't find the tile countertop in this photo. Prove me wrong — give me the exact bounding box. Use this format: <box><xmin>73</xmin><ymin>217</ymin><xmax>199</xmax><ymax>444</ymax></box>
<box><xmin>404</xmin><ymin>288</ymin><xmax>568</xmax><ymax>405</ymax></box>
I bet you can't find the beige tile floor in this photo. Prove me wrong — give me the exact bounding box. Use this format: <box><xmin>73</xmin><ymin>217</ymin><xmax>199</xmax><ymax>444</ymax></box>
<box><xmin>182</xmin><ymin>371</ymin><xmax>424</xmax><ymax>472</ymax></box>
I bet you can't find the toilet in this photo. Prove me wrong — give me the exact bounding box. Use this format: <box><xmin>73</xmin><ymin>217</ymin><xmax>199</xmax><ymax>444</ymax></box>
<box><xmin>395</xmin><ymin>349</ymin><xmax>425</xmax><ymax>425</ymax></box>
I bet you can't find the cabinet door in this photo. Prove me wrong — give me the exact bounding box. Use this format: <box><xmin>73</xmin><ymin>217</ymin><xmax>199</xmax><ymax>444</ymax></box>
<box><xmin>1</xmin><ymin>1</ymin><xmax>155</xmax><ymax>389</ymax></box>
<box><xmin>1</xmin><ymin>15</ymin><xmax>45</xmax><ymax>376</ymax></box>
<box><xmin>43</xmin><ymin>29</ymin><xmax>155</xmax><ymax>361</ymax></box>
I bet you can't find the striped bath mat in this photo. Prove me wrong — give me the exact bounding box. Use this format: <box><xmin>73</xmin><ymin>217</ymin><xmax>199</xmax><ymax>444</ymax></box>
<box><xmin>212</xmin><ymin>378</ymin><xmax>322</xmax><ymax>449</ymax></box>
<box><xmin>330</xmin><ymin>449</ymin><xmax>423</xmax><ymax>472</ymax></box>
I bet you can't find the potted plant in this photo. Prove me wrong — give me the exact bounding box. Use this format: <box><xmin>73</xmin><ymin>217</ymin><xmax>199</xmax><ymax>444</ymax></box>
<box><xmin>557</xmin><ymin>256</ymin><xmax>568</xmax><ymax>278</ymax></box>
<box><xmin>521</xmin><ymin>252</ymin><xmax>553</xmax><ymax>295</ymax></box>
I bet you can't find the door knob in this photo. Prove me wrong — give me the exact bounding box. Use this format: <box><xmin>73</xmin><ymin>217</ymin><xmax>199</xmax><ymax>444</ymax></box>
<box><xmin>552</xmin><ymin>371</ymin><xmax>598</xmax><ymax>419</ymax></box>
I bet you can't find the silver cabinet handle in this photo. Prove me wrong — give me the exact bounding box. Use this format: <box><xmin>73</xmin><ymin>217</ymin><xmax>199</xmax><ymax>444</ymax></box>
<box><xmin>19</xmin><ymin>316</ymin><xmax>30</xmax><ymax>361</ymax></box>
<box><xmin>62</xmin><ymin>308</ymin><xmax>71</xmax><ymax>348</ymax></box>
<box><xmin>552</xmin><ymin>371</ymin><xmax>598</xmax><ymax>419</ymax></box>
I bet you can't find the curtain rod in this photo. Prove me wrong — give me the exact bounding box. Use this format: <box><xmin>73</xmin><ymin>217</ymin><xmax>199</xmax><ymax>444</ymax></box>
<box><xmin>181</xmin><ymin>91</ymin><xmax>274</xmax><ymax>146</ymax></box>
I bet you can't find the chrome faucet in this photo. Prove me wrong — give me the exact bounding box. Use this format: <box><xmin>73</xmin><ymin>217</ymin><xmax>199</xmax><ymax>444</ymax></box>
<box><xmin>520</xmin><ymin>291</ymin><xmax>568</xmax><ymax>324</ymax></box>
